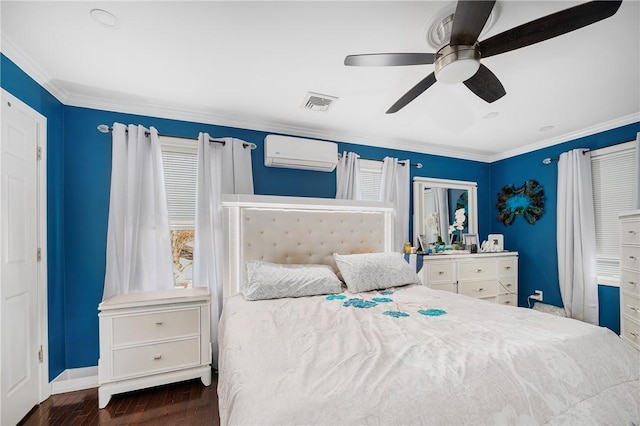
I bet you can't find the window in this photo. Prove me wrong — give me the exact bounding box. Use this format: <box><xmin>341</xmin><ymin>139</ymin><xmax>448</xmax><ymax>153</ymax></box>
<box><xmin>591</xmin><ymin>141</ymin><xmax>636</xmax><ymax>283</ymax></box>
<box><xmin>160</xmin><ymin>136</ymin><xmax>198</xmax><ymax>288</ymax></box>
<box><xmin>359</xmin><ymin>159</ymin><xmax>382</xmax><ymax>201</ymax></box>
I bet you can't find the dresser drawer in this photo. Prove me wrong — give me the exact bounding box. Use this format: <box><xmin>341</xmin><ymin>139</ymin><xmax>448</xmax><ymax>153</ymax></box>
<box><xmin>622</xmin><ymin>293</ymin><xmax>640</xmax><ymax>322</ymax></box>
<box><xmin>621</xmin><ymin>220</ymin><xmax>640</xmax><ymax>245</ymax></box>
<box><xmin>497</xmin><ymin>293</ymin><xmax>517</xmax><ymax>307</ymax></box>
<box><xmin>427</xmin><ymin>282</ymin><xmax>457</xmax><ymax>293</ymax></box>
<box><xmin>497</xmin><ymin>259</ymin><xmax>516</xmax><ymax>277</ymax></box>
<box><xmin>112</xmin><ymin>337</ymin><xmax>201</xmax><ymax>379</ymax></box>
<box><xmin>458</xmin><ymin>261</ymin><xmax>497</xmax><ymax>281</ymax></box>
<box><xmin>621</xmin><ymin>246</ymin><xmax>640</xmax><ymax>271</ymax></box>
<box><xmin>621</xmin><ymin>269</ymin><xmax>640</xmax><ymax>296</ymax></box>
<box><xmin>425</xmin><ymin>262</ymin><xmax>454</xmax><ymax>284</ymax></box>
<box><xmin>621</xmin><ymin>317</ymin><xmax>640</xmax><ymax>350</ymax></box>
<box><xmin>112</xmin><ymin>308</ymin><xmax>200</xmax><ymax>346</ymax></box>
<box><xmin>459</xmin><ymin>280</ymin><xmax>498</xmax><ymax>298</ymax></box>
<box><xmin>498</xmin><ymin>277</ymin><xmax>516</xmax><ymax>294</ymax></box>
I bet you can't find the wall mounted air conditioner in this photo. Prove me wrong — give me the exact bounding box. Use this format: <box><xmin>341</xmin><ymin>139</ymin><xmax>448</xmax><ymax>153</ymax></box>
<box><xmin>264</xmin><ymin>135</ymin><xmax>338</xmax><ymax>172</ymax></box>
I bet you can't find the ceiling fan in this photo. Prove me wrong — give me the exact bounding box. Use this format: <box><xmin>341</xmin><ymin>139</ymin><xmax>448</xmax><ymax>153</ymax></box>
<box><xmin>344</xmin><ymin>1</ymin><xmax>622</xmax><ymax>114</ymax></box>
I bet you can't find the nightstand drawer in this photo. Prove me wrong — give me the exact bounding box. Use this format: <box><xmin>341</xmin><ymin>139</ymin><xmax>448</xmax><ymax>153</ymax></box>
<box><xmin>426</xmin><ymin>263</ymin><xmax>453</xmax><ymax>284</ymax></box>
<box><xmin>622</xmin><ymin>293</ymin><xmax>640</xmax><ymax>322</ymax></box>
<box><xmin>499</xmin><ymin>277</ymin><xmax>516</xmax><ymax>294</ymax></box>
<box><xmin>458</xmin><ymin>261</ymin><xmax>496</xmax><ymax>280</ymax></box>
<box><xmin>112</xmin><ymin>337</ymin><xmax>201</xmax><ymax>379</ymax></box>
<box><xmin>621</xmin><ymin>246</ymin><xmax>640</xmax><ymax>271</ymax></box>
<box><xmin>497</xmin><ymin>259</ymin><xmax>516</xmax><ymax>277</ymax></box>
<box><xmin>112</xmin><ymin>308</ymin><xmax>200</xmax><ymax>346</ymax></box>
<box><xmin>621</xmin><ymin>269</ymin><xmax>640</xmax><ymax>296</ymax></box>
<box><xmin>459</xmin><ymin>280</ymin><xmax>498</xmax><ymax>298</ymax></box>
<box><xmin>621</xmin><ymin>220</ymin><xmax>640</xmax><ymax>245</ymax></box>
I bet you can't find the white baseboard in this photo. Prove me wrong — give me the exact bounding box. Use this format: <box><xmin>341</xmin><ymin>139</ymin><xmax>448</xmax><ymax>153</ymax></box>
<box><xmin>51</xmin><ymin>366</ymin><xmax>98</xmax><ymax>395</ymax></box>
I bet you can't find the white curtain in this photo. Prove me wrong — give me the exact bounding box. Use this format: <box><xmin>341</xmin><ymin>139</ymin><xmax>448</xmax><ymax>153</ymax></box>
<box><xmin>103</xmin><ymin>123</ymin><xmax>174</xmax><ymax>300</ymax></box>
<box><xmin>634</xmin><ymin>132</ymin><xmax>640</xmax><ymax>209</ymax></box>
<box><xmin>433</xmin><ymin>187</ymin><xmax>450</xmax><ymax>245</ymax></box>
<box><xmin>194</xmin><ymin>134</ymin><xmax>253</xmax><ymax>367</ymax></box>
<box><xmin>379</xmin><ymin>157</ymin><xmax>410</xmax><ymax>252</ymax></box>
<box><xmin>336</xmin><ymin>151</ymin><xmax>362</xmax><ymax>200</ymax></box>
<box><xmin>557</xmin><ymin>149</ymin><xmax>598</xmax><ymax>324</ymax></box>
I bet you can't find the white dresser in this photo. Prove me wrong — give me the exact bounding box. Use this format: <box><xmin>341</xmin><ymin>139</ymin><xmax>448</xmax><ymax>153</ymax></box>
<box><xmin>98</xmin><ymin>287</ymin><xmax>212</xmax><ymax>408</ymax></box>
<box><xmin>619</xmin><ymin>210</ymin><xmax>640</xmax><ymax>350</ymax></box>
<box><xmin>419</xmin><ymin>252</ymin><xmax>518</xmax><ymax>306</ymax></box>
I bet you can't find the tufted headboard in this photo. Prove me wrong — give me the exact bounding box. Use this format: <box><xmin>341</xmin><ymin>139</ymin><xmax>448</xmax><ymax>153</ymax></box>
<box><xmin>222</xmin><ymin>195</ymin><xmax>395</xmax><ymax>297</ymax></box>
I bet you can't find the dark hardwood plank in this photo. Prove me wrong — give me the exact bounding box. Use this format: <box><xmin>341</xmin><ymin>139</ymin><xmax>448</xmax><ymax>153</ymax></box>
<box><xmin>18</xmin><ymin>375</ymin><xmax>219</xmax><ymax>426</ymax></box>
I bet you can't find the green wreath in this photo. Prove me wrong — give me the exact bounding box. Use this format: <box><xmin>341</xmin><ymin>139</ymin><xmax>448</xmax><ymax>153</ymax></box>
<box><xmin>496</xmin><ymin>180</ymin><xmax>545</xmax><ymax>225</ymax></box>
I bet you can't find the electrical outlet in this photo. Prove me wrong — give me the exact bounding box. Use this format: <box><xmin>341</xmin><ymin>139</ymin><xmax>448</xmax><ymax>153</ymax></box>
<box><xmin>530</xmin><ymin>290</ymin><xmax>543</xmax><ymax>302</ymax></box>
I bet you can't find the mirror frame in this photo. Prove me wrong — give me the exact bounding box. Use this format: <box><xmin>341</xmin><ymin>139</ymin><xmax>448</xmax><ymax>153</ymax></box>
<box><xmin>413</xmin><ymin>177</ymin><xmax>478</xmax><ymax>247</ymax></box>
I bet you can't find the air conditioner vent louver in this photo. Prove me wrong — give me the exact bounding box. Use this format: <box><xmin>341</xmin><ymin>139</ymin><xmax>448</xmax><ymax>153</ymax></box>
<box><xmin>302</xmin><ymin>92</ymin><xmax>338</xmax><ymax>112</ymax></box>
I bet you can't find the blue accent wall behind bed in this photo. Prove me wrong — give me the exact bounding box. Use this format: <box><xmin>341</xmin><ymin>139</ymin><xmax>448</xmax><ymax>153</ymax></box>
<box><xmin>3</xmin><ymin>51</ymin><xmax>636</xmax><ymax>378</ymax></box>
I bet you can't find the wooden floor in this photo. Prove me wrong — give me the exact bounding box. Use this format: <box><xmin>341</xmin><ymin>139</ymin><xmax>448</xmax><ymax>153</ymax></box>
<box><xmin>18</xmin><ymin>376</ymin><xmax>219</xmax><ymax>426</ymax></box>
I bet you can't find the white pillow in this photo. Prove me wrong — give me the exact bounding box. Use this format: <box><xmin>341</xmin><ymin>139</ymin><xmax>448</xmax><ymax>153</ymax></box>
<box><xmin>244</xmin><ymin>261</ymin><xmax>342</xmax><ymax>301</ymax></box>
<box><xmin>333</xmin><ymin>252</ymin><xmax>420</xmax><ymax>293</ymax></box>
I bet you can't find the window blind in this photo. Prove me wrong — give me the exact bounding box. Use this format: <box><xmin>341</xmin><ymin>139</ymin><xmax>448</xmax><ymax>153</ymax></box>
<box><xmin>160</xmin><ymin>137</ymin><xmax>198</xmax><ymax>226</ymax></box>
<box><xmin>359</xmin><ymin>159</ymin><xmax>382</xmax><ymax>201</ymax></box>
<box><xmin>591</xmin><ymin>142</ymin><xmax>636</xmax><ymax>278</ymax></box>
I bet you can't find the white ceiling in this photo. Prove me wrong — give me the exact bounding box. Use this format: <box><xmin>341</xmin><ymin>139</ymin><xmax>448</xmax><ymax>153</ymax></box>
<box><xmin>2</xmin><ymin>1</ymin><xmax>639</xmax><ymax>162</ymax></box>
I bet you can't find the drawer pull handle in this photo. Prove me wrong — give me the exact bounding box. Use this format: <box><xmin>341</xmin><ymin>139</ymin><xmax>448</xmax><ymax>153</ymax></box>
<box><xmin>438</xmin><ymin>271</ymin><xmax>444</xmax><ymax>275</ymax></box>
<box><xmin>630</xmin><ymin>332</ymin><xmax>639</xmax><ymax>338</ymax></box>
<box><xmin>476</xmin><ymin>287</ymin><xmax>484</xmax><ymax>292</ymax></box>
<box><xmin>505</xmin><ymin>266</ymin><xmax>511</xmax><ymax>270</ymax></box>
<box><xmin>504</xmin><ymin>300</ymin><xmax>511</xmax><ymax>305</ymax></box>
<box><xmin>628</xmin><ymin>230</ymin><xmax>637</xmax><ymax>234</ymax></box>
<box><xmin>475</xmin><ymin>269</ymin><xmax>483</xmax><ymax>273</ymax></box>
<box><xmin>155</xmin><ymin>321</ymin><xmax>164</xmax><ymax>325</ymax></box>
<box><xmin>153</xmin><ymin>354</ymin><xmax>163</xmax><ymax>360</ymax></box>
<box><xmin>630</xmin><ymin>281</ymin><xmax>638</xmax><ymax>286</ymax></box>
<box><xmin>628</xmin><ymin>305</ymin><xmax>640</xmax><ymax>312</ymax></box>
<box><xmin>506</xmin><ymin>283</ymin><xmax>512</xmax><ymax>287</ymax></box>
<box><xmin>629</xmin><ymin>256</ymin><xmax>637</xmax><ymax>260</ymax></box>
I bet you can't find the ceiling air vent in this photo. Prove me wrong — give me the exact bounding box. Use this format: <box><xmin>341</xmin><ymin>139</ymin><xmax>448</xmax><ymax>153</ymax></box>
<box><xmin>302</xmin><ymin>92</ymin><xmax>338</xmax><ymax>112</ymax></box>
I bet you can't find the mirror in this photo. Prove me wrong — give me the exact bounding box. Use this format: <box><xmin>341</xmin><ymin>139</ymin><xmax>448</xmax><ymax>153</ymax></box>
<box><xmin>413</xmin><ymin>177</ymin><xmax>478</xmax><ymax>249</ymax></box>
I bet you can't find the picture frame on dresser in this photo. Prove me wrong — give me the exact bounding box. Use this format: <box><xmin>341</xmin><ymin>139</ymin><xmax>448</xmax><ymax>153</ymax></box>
<box><xmin>463</xmin><ymin>234</ymin><xmax>478</xmax><ymax>252</ymax></box>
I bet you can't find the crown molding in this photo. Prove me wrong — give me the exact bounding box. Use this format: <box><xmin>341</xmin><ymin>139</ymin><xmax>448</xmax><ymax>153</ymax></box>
<box><xmin>489</xmin><ymin>113</ymin><xmax>640</xmax><ymax>163</ymax></box>
<box><xmin>1</xmin><ymin>35</ymin><xmax>69</xmax><ymax>104</ymax></box>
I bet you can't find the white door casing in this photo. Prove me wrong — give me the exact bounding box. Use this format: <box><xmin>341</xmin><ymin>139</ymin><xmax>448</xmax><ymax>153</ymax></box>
<box><xmin>0</xmin><ymin>89</ymin><xmax>49</xmax><ymax>425</ymax></box>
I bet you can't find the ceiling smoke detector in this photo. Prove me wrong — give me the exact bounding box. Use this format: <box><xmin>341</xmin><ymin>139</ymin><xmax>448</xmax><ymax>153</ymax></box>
<box><xmin>302</xmin><ymin>92</ymin><xmax>338</xmax><ymax>112</ymax></box>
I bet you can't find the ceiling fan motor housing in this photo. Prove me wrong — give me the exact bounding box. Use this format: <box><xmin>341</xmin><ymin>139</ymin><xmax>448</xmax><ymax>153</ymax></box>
<box><xmin>434</xmin><ymin>44</ymin><xmax>481</xmax><ymax>84</ymax></box>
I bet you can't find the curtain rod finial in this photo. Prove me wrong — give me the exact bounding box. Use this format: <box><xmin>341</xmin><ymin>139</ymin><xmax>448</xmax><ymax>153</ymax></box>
<box><xmin>97</xmin><ymin>124</ymin><xmax>110</xmax><ymax>133</ymax></box>
<box><xmin>542</xmin><ymin>158</ymin><xmax>552</xmax><ymax>165</ymax></box>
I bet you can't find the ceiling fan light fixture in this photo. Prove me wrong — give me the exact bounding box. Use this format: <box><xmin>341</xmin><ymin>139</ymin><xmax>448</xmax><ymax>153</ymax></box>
<box><xmin>434</xmin><ymin>45</ymin><xmax>480</xmax><ymax>84</ymax></box>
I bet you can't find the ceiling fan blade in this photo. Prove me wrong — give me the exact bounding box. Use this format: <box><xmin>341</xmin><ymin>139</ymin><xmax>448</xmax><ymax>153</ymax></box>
<box><xmin>344</xmin><ymin>53</ymin><xmax>436</xmax><ymax>67</ymax></box>
<box><xmin>386</xmin><ymin>72</ymin><xmax>437</xmax><ymax>114</ymax></box>
<box><xmin>450</xmin><ymin>0</ymin><xmax>496</xmax><ymax>46</ymax></box>
<box><xmin>479</xmin><ymin>1</ymin><xmax>622</xmax><ymax>58</ymax></box>
<box><xmin>463</xmin><ymin>64</ymin><xmax>506</xmax><ymax>103</ymax></box>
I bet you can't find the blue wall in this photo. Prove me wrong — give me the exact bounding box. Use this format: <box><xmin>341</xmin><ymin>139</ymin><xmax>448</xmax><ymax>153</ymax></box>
<box><xmin>489</xmin><ymin>122</ymin><xmax>640</xmax><ymax>333</ymax></box>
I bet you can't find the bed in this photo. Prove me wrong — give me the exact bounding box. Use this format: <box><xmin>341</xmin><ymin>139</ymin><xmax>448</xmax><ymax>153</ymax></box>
<box><xmin>218</xmin><ymin>195</ymin><xmax>640</xmax><ymax>425</ymax></box>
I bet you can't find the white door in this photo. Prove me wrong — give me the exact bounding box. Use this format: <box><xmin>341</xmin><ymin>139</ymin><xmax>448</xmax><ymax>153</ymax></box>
<box><xmin>1</xmin><ymin>91</ymin><xmax>47</xmax><ymax>425</ymax></box>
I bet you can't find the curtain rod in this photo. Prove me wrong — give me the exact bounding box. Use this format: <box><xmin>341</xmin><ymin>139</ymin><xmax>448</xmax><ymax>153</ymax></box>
<box><xmin>96</xmin><ymin>124</ymin><xmax>257</xmax><ymax>149</ymax></box>
<box><xmin>542</xmin><ymin>149</ymin><xmax>588</xmax><ymax>165</ymax></box>
<box><xmin>338</xmin><ymin>152</ymin><xmax>423</xmax><ymax>169</ymax></box>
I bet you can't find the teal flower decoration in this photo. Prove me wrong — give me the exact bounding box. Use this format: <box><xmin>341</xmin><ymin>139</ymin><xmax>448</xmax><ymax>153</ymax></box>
<box><xmin>343</xmin><ymin>298</ymin><xmax>377</xmax><ymax>309</ymax></box>
<box><xmin>326</xmin><ymin>294</ymin><xmax>346</xmax><ymax>300</ymax></box>
<box><xmin>418</xmin><ymin>309</ymin><xmax>447</xmax><ymax>317</ymax></box>
<box><xmin>379</xmin><ymin>290</ymin><xmax>394</xmax><ymax>295</ymax></box>
<box><xmin>372</xmin><ymin>297</ymin><xmax>393</xmax><ymax>303</ymax></box>
<box><xmin>496</xmin><ymin>180</ymin><xmax>545</xmax><ymax>225</ymax></box>
<box><xmin>383</xmin><ymin>310</ymin><xmax>409</xmax><ymax>318</ymax></box>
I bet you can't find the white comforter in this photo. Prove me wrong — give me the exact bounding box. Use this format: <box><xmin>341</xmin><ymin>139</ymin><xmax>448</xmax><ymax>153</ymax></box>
<box><xmin>218</xmin><ymin>285</ymin><xmax>640</xmax><ymax>425</ymax></box>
